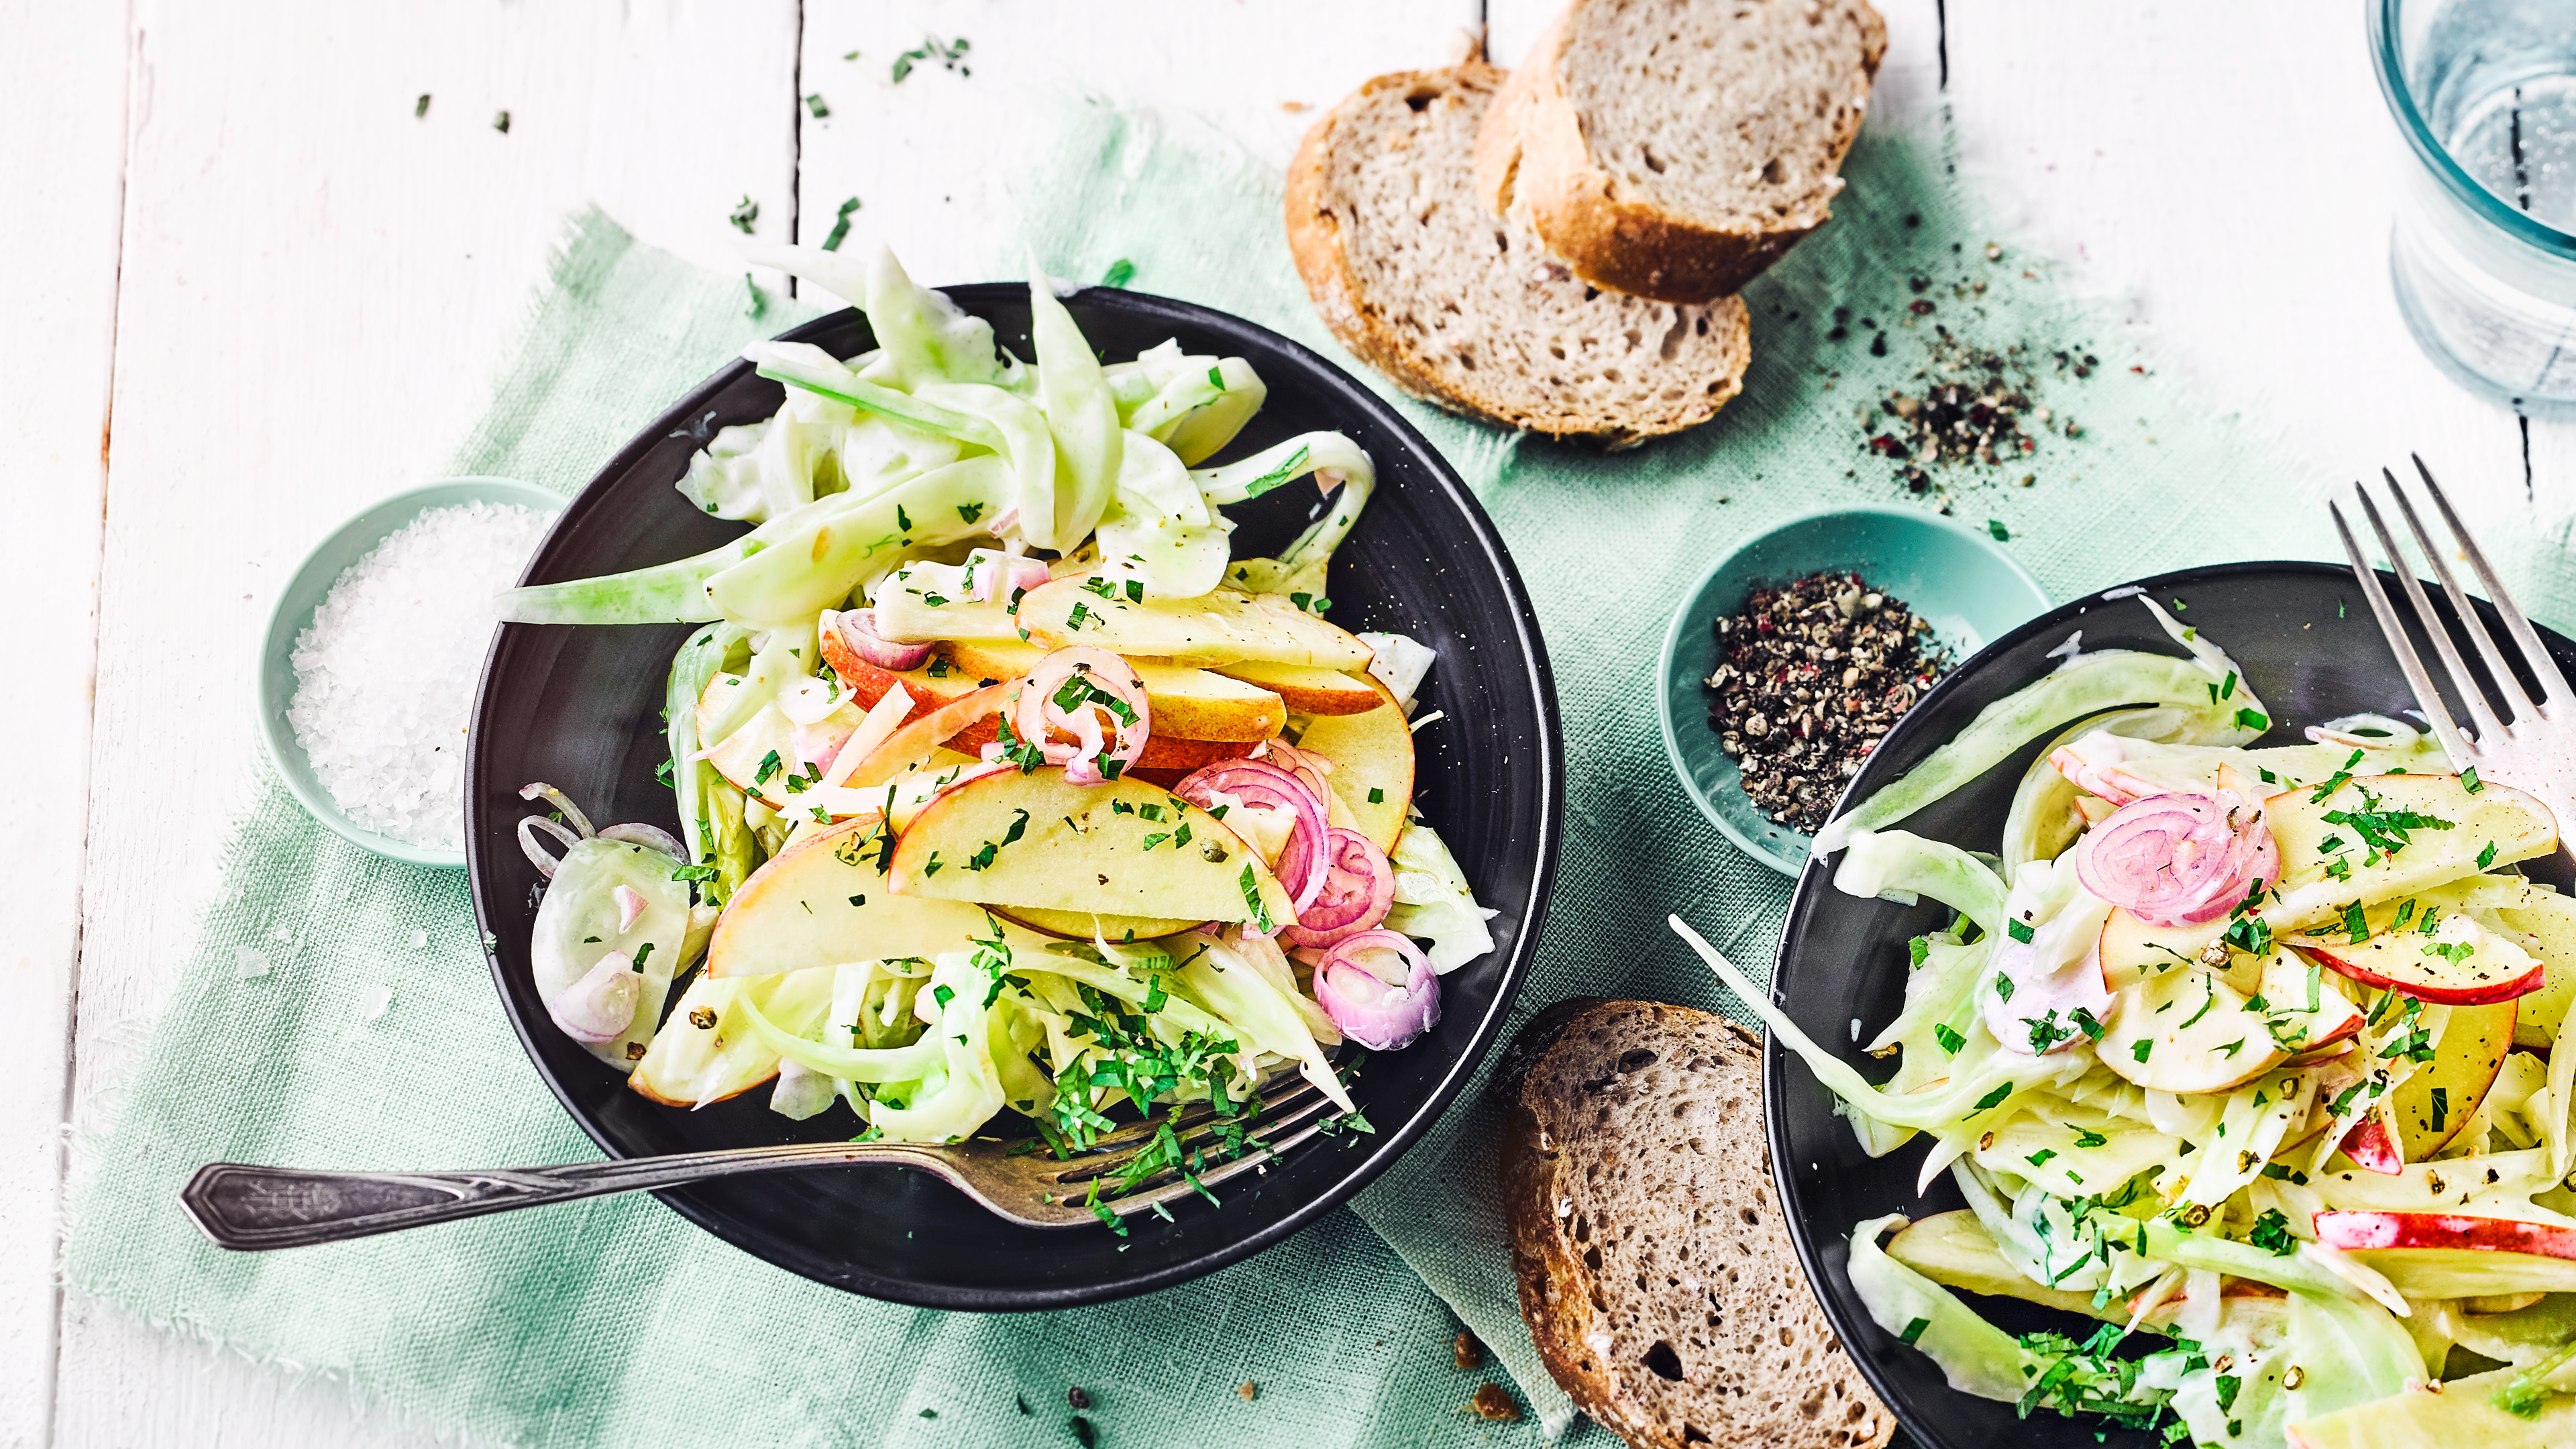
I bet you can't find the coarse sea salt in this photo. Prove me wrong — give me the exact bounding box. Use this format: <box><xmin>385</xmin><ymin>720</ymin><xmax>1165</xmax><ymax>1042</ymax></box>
<box><xmin>288</xmin><ymin>500</ymin><xmax>551</xmax><ymax>851</ymax></box>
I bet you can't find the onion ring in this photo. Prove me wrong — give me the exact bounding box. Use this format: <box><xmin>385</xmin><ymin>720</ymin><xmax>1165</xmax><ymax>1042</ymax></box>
<box><xmin>824</xmin><ymin>607</ymin><xmax>932</xmax><ymax>673</ymax></box>
<box><xmin>1314</xmin><ymin>929</ymin><xmax>1440</xmax><ymax>1051</ymax></box>
<box><xmin>963</xmin><ymin>548</ymin><xmax>1051</xmax><ymax>605</ymax></box>
<box><xmin>2076</xmin><ymin>790</ymin><xmax>2277</xmax><ymax>926</ymax></box>
<box><xmin>1279</xmin><ymin>827</ymin><xmax>1395</xmax><ymax>949</ymax></box>
<box><xmin>1175</xmin><ymin>758</ymin><xmax>1330</xmax><ymax>916</ymax></box>
<box><xmin>1008</xmin><ymin>646</ymin><xmax>1151</xmax><ymax>786</ymax></box>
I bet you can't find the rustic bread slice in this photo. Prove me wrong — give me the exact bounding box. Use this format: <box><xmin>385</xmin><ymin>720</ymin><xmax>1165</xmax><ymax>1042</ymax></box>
<box><xmin>1475</xmin><ymin>0</ymin><xmax>1888</xmax><ymax>305</ymax></box>
<box><xmin>1286</xmin><ymin>64</ymin><xmax>1751</xmax><ymax>449</ymax></box>
<box><xmin>1500</xmin><ymin>998</ymin><xmax>1896</xmax><ymax>1449</ymax></box>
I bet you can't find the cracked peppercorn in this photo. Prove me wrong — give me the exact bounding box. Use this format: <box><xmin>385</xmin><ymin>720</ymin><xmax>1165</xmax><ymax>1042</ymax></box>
<box><xmin>1705</xmin><ymin>572</ymin><xmax>1953</xmax><ymax>833</ymax></box>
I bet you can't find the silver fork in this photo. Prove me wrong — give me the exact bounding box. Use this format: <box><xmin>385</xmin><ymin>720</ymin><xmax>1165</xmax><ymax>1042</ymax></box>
<box><xmin>180</xmin><ymin>1072</ymin><xmax>1335</xmax><ymax>1250</ymax></box>
<box><xmin>2331</xmin><ymin>454</ymin><xmax>2576</xmax><ymax>864</ymax></box>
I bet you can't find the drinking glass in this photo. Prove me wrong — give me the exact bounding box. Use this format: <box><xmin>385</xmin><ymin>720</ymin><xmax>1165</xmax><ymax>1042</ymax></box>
<box><xmin>2373</xmin><ymin>0</ymin><xmax>2576</xmax><ymax>415</ymax></box>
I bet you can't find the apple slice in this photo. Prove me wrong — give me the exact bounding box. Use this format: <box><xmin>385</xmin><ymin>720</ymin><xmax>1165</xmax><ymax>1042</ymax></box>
<box><xmin>818</xmin><ymin>622</ymin><xmax>984</xmax><ymax>721</ymax></box>
<box><xmin>702</xmin><ymin>814</ymin><xmax>1014</xmax><ymax>978</ymax></box>
<box><xmin>1883</xmin><ymin>1211</ymin><xmax>2116</xmax><ymax>1321</ymax></box>
<box><xmin>2096</xmin><ymin>909</ymin><xmax>2229</xmax><ymax>992</ymax></box>
<box><xmin>2098</xmin><ymin>965</ymin><xmax>2290</xmax><ymax>1094</ymax></box>
<box><xmin>1208</xmin><ymin>659</ymin><xmax>1385</xmax><ymax>716</ymax></box>
<box><xmin>890</xmin><ymin>767</ymin><xmax>1299</xmax><ymax>928</ymax></box>
<box><xmin>987</xmin><ymin>904</ymin><xmax>1199</xmax><ymax>944</ymax></box>
<box><xmin>2337</xmin><ymin>1116</ymin><xmax>2403</xmax><ymax>1175</ymax></box>
<box><xmin>1017</xmin><ymin>576</ymin><xmax>1373</xmax><ymax>669</ymax></box>
<box><xmin>2261</xmin><ymin>771</ymin><xmax>2557</xmax><ymax>933</ymax></box>
<box><xmin>2495</xmin><ymin>883</ymin><xmax>2576</xmax><ymax>1048</ymax></box>
<box><xmin>2300</xmin><ymin>911</ymin><xmax>2543</xmax><ymax>1004</ymax></box>
<box><xmin>2315</xmin><ymin>1210</ymin><xmax>2576</xmax><ymax>1294</ymax></box>
<box><xmin>1287</xmin><ymin>676</ymin><xmax>1415</xmax><ymax>853</ymax></box>
<box><xmin>629</xmin><ymin>964</ymin><xmax>837</xmax><ymax>1106</ymax></box>
<box><xmin>2392</xmin><ymin>998</ymin><xmax>2514</xmax><ymax>1159</ymax></box>
<box><xmin>2258</xmin><ymin>947</ymin><xmax>2365</xmax><ymax>1053</ymax></box>
<box><xmin>944</xmin><ymin>639</ymin><xmax>1288</xmax><ymax>743</ymax></box>
<box><xmin>2286</xmin><ymin>1364</ymin><xmax>2573</xmax><ymax>1449</ymax></box>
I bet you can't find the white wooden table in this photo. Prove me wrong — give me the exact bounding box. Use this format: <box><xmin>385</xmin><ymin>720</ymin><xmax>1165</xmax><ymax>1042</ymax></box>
<box><xmin>7</xmin><ymin>1</ymin><xmax>2562</xmax><ymax>1442</ymax></box>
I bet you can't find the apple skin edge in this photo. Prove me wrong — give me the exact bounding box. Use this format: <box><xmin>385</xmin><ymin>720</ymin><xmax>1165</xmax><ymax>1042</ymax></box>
<box><xmin>2314</xmin><ymin>1210</ymin><xmax>2576</xmax><ymax>1257</ymax></box>
<box><xmin>2302</xmin><ymin>931</ymin><xmax>2546</xmax><ymax>1008</ymax></box>
<box><xmin>2337</xmin><ymin>1116</ymin><xmax>2403</xmax><ymax>1176</ymax></box>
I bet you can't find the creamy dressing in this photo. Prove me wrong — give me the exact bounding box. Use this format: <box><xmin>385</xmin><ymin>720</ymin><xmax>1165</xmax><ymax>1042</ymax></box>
<box><xmin>1982</xmin><ymin>853</ymin><xmax>2117</xmax><ymax>1054</ymax></box>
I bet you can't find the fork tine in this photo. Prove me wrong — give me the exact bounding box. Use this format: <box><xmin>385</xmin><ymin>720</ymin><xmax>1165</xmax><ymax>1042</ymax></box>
<box><xmin>2385</xmin><ymin>467</ymin><xmax>2537</xmax><ymax>726</ymax></box>
<box><xmin>2353</xmin><ymin>484</ymin><xmax>2508</xmax><ymax>745</ymax></box>
<box><xmin>1055</xmin><ymin>1082</ymin><xmax>1334</xmax><ymax>1191</ymax></box>
<box><xmin>2332</xmin><ymin>500</ymin><xmax>2476</xmax><ymax>765</ymax></box>
<box><xmin>1100</xmin><ymin>1106</ymin><xmax>1339</xmax><ymax>1218</ymax></box>
<box><xmin>2413</xmin><ymin>453</ymin><xmax>2575</xmax><ymax>712</ymax></box>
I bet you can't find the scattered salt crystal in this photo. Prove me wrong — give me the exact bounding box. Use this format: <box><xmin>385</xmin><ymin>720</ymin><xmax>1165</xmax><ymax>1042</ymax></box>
<box><xmin>1849</xmin><ymin>1016</ymin><xmax>1862</xmax><ymax>1041</ymax></box>
<box><xmin>409</xmin><ymin>928</ymin><xmax>429</xmax><ymax>949</ymax></box>
<box><xmin>233</xmin><ymin>946</ymin><xmax>272</xmax><ymax>979</ymax></box>
<box><xmin>361</xmin><ymin>985</ymin><xmax>394</xmax><ymax>1022</ymax></box>
<box><xmin>287</xmin><ymin>500</ymin><xmax>552</xmax><ymax>851</ymax></box>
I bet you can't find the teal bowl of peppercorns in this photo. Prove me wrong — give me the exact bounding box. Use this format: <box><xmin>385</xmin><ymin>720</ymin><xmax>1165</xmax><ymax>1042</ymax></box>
<box><xmin>1658</xmin><ymin>505</ymin><xmax>2051</xmax><ymax>875</ymax></box>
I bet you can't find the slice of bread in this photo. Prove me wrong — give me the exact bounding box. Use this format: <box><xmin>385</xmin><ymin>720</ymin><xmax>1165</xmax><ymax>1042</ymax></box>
<box><xmin>1285</xmin><ymin>64</ymin><xmax>1752</xmax><ymax>450</ymax></box>
<box><xmin>1500</xmin><ymin>998</ymin><xmax>1896</xmax><ymax>1449</ymax></box>
<box><xmin>1474</xmin><ymin>0</ymin><xmax>1888</xmax><ymax>305</ymax></box>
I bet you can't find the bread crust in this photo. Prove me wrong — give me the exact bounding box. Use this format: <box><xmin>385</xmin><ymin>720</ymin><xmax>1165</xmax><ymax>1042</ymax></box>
<box><xmin>1477</xmin><ymin>0</ymin><xmax>1890</xmax><ymax>305</ymax></box>
<box><xmin>1501</xmin><ymin>1000</ymin><xmax>1896</xmax><ymax>1449</ymax></box>
<box><xmin>1286</xmin><ymin>64</ymin><xmax>1750</xmax><ymax>449</ymax></box>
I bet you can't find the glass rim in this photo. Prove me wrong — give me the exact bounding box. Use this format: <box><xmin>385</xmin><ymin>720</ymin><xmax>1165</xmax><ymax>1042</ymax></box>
<box><xmin>2371</xmin><ymin>0</ymin><xmax>2576</xmax><ymax>259</ymax></box>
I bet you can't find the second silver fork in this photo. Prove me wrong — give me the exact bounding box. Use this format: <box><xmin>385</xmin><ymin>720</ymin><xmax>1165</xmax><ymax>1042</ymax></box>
<box><xmin>2331</xmin><ymin>454</ymin><xmax>2576</xmax><ymax>868</ymax></box>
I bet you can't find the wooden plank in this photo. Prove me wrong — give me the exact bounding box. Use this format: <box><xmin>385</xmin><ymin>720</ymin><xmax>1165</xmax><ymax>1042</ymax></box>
<box><xmin>793</xmin><ymin>0</ymin><xmax>1487</xmax><ymax>287</ymax></box>
<box><xmin>0</xmin><ymin>0</ymin><xmax>131</xmax><ymax>1440</ymax></box>
<box><xmin>54</xmin><ymin>2</ymin><xmax>798</xmax><ymax>1446</ymax></box>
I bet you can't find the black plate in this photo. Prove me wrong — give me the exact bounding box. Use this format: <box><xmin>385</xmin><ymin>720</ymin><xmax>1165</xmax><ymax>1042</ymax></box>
<box><xmin>464</xmin><ymin>287</ymin><xmax>1562</xmax><ymax>1309</ymax></box>
<box><xmin>1768</xmin><ymin>560</ymin><xmax>2576</xmax><ymax>1448</ymax></box>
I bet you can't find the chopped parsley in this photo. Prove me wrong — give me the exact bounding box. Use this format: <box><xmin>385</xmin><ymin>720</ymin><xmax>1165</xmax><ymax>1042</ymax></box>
<box><xmin>1240</xmin><ymin>445</ymin><xmax>1311</xmax><ymax>498</ymax></box>
<box><xmin>2006</xmin><ymin>918</ymin><xmax>2036</xmax><ymax>945</ymax></box>
<box><xmin>2463</xmin><ymin>765</ymin><xmax>2483</xmax><ymax>794</ymax></box>
<box><xmin>2480</xmin><ymin>839</ymin><xmax>2500</xmax><ymax>869</ymax></box>
<box><xmin>891</xmin><ymin>33</ymin><xmax>969</xmax><ymax>84</ymax></box>
<box><xmin>1933</xmin><ymin>1023</ymin><xmax>1966</xmax><ymax>1055</ymax></box>
<box><xmin>2131</xmin><ymin>1038</ymin><xmax>2154</xmax><ymax>1063</ymax></box>
<box><xmin>1973</xmin><ymin>1084</ymin><xmax>2013</xmax><ymax>1112</ymax></box>
<box><xmin>2074</xmin><ymin>1128</ymin><xmax>2109</xmax><ymax>1149</ymax></box>
<box><xmin>728</xmin><ymin>195</ymin><xmax>759</xmax><ymax>234</ymax></box>
<box><xmin>821</xmin><ymin>196</ymin><xmax>861</xmax><ymax>251</ymax></box>
<box><xmin>2234</xmin><ymin>707</ymin><xmax>2269</xmax><ymax>732</ymax></box>
<box><xmin>1367</xmin><ymin>788</ymin><xmax>1385</xmax><ymax>804</ymax></box>
<box><xmin>1099</xmin><ymin>258</ymin><xmax>1135</xmax><ymax>288</ymax></box>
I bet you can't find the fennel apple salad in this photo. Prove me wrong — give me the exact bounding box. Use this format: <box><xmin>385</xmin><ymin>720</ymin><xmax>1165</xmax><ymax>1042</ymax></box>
<box><xmin>494</xmin><ymin>244</ymin><xmax>1496</xmax><ymax>1230</ymax></box>
<box><xmin>1673</xmin><ymin>593</ymin><xmax>2576</xmax><ymax>1446</ymax></box>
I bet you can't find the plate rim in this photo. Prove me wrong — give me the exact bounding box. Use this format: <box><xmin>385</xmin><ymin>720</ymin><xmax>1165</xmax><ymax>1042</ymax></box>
<box><xmin>1762</xmin><ymin>557</ymin><xmax>2438</xmax><ymax>1448</ymax></box>
<box><xmin>464</xmin><ymin>284</ymin><xmax>1566</xmax><ymax>1309</ymax></box>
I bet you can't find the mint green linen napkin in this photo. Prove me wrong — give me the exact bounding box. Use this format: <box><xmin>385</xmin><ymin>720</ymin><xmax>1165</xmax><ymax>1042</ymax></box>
<box><xmin>69</xmin><ymin>105</ymin><xmax>2576</xmax><ymax>1449</ymax></box>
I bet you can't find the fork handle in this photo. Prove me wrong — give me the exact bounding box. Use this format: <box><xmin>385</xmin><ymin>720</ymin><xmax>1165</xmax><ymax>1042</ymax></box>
<box><xmin>180</xmin><ymin>1142</ymin><xmax>932</xmax><ymax>1250</ymax></box>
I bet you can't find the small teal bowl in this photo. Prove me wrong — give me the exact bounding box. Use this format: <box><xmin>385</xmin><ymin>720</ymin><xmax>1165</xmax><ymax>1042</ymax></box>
<box><xmin>256</xmin><ymin>478</ymin><xmax>563</xmax><ymax>869</ymax></box>
<box><xmin>1657</xmin><ymin>504</ymin><xmax>2052</xmax><ymax>875</ymax></box>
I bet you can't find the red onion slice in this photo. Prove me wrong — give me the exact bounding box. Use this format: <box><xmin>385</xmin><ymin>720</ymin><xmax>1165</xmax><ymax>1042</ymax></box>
<box><xmin>825</xmin><ymin>607</ymin><xmax>932</xmax><ymax>672</ymax></box>
<box><xmin>1280</xmin><ymin>828</ymin><xmax>1395</xmax><ymax>949</ymax></box>
<box><xmin>1008</xmin><ymin>646</ymin><xmax>1151</xmax><ymax>786</ymax></box>
<box><xmin>1255</xmin><ymin>739</ymin><xmax>1337</xmax><ymax>805</ymax></box>
<box><xmin>1315</xmin><ymin>929</ymin><xmax>1440</xmax><ymax>1051</ymax></box>
<box><xmin>2076</xmin><ymin>791</ymin><xmax>2278</xmax><ymax>927</ymax></box>
<box><xmin>963</xmin><ymin>548</ymin><xmax>1051</xmax><ymax>604</ymax></box>
<box><xmin>547</xmin><ymin>951</ymin><xmax>643</xmax><ymax>1044</ymax></box>
<box><xmin>1175</xmin><ymin>758</ymin><xmax>1332</xmax><ymax>916</ymax></box>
